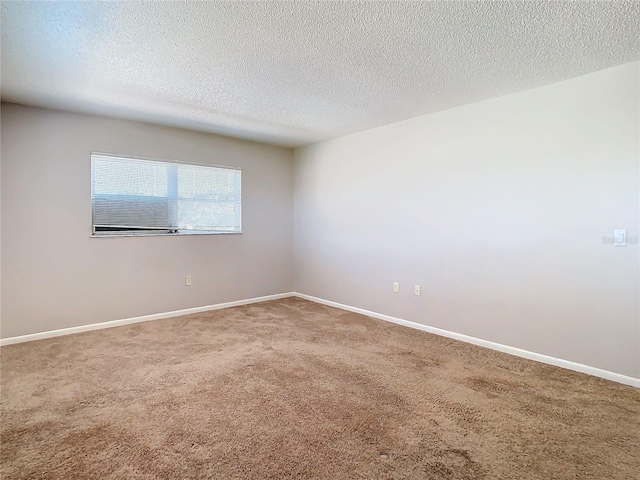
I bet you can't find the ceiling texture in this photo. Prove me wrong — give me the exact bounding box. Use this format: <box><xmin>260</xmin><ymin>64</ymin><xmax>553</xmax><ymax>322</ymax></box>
<box><xmin>1</xmin><ymin>1</ymin><xmax>639</xmax><ymax>147</ymax></box>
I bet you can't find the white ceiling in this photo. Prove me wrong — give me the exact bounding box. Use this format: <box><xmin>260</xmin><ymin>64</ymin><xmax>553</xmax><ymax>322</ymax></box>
<box><xmin>1</xmin><ymin>1</ymin><xmax>639</xmax><ymax>148</ymax></box>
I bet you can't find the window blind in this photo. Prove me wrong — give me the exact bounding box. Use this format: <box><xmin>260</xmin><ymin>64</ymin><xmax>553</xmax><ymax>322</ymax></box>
<box><xmin>91</xmin><ymin>154</ymin><xmax>241</xmax><ymax>235</ymax></box>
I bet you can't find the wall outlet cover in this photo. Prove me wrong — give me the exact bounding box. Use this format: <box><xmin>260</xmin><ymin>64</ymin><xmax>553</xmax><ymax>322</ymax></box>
<box><xmin>613</xmin><ymin>229</ymin><xmax>627</xmax><ymax>246</ymax></box>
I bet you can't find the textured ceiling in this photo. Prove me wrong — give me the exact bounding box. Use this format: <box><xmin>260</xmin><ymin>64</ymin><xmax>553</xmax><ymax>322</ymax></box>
<box><xmin>1</xmin><ymin>1</ymin><xmax>639</xmax><ymax>147</ymax></box>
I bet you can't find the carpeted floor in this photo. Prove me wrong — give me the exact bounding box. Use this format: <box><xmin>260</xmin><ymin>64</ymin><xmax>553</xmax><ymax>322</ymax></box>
<box><xmin>1</xmin><ymin>297</ymin><xmax>639</xmax><ymax>479</ymax></box>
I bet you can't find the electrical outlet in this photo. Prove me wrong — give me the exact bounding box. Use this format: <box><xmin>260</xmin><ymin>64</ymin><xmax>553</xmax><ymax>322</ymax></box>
<box><xmin>185</xmin><ymin>275</ymin><xmax>192</xmax><ymax>286</ymax></box>
<box><xmin>393</xmin><ymin>282</ymin><xmax>399</xmax><ymax>293</ymax></box>
<box><xmin>414</xmin><ymin>284</ymin><xmax>421</xmax><ymax>296</ymax></box>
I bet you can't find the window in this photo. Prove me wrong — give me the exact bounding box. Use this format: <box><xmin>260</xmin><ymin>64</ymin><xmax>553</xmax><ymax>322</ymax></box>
<box><xmin>91</xmin><ymin>154</ymin><xmax>241</xmax><ymax>236</ymax></box>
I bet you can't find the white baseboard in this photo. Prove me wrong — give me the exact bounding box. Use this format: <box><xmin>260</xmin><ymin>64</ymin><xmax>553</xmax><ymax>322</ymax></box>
<box><xmin>293</xmin><ymin>292</ymin><xmax>640</xmax><ymax>389</ymax></box>
<box><xmin>3</xmin><ymin>290</ymin><xmax>637</xmax><ymax>389</ymax></box>
<box><xmin>0</xmin><ymin>292</ymin><xmax>296</xmax><ymax>347</ymax></box>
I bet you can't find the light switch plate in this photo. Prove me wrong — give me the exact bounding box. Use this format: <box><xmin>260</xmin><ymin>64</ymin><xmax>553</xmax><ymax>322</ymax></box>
<box><xmin>613</xmin><ymin>229</ymin><xmax>627</xmax><ymax>246</ymax></box>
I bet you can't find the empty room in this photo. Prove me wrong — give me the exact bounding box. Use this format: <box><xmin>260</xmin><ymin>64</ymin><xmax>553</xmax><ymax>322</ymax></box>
<box><xmin>1</xmin><ymin>1</ymin><xmax>639</xmax><ymax>479</ymax></box>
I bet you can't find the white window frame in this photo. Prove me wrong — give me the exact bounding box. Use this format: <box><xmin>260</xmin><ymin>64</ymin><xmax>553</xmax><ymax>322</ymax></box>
<box><xmin>91</xmin><ymin>152</ymin><xmax>242</xmax><ymax>237</ymax></box>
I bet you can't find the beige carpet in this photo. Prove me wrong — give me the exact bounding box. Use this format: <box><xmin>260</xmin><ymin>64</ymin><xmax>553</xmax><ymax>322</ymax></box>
<box><xmin>1</xmin><ymin>297</ymin><xmax>639</xmax><ymax>479</ymax></box>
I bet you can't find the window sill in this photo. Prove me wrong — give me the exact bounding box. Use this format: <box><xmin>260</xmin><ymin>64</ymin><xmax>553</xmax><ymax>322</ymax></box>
<box><xmin>91</xmin><ymin>231</ymin><xmax>242</xmax><ymax>238</ymax></box>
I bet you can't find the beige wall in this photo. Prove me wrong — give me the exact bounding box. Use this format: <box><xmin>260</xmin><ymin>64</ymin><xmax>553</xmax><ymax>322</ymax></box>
<box><xmin>294</xmin><ymin>62</ymin><xmax>640</xmax><ymax>378</ymax></box>
<box><xmin>1</xmin><ymin>103</ymin><xmax>294</xmax><ymax>338</ymax></box>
